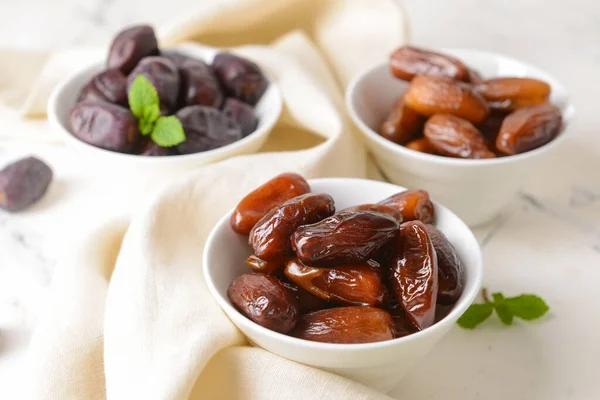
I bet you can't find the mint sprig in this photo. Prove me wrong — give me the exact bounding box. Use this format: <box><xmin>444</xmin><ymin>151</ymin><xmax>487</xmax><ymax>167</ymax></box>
<box><xmin>457</xmin><ymin>288</ymin><xmax>549</xmax><ymax>329</ymax></box>
<box><xmin>127</xmin><ymin>75</ymin><xmax>186</xmax><ymax>146</ymax></box>
<box><xmin>151</xmin><ymin>116</ymin><xmax>185</xmax><ymax>147</ymax></box>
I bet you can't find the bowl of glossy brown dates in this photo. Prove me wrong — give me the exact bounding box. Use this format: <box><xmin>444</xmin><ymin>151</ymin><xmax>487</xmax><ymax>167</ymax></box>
<box><xmin>48</xmin><ymin>25</ymin><xmax>282</xmax><ymax>169</ymax></box>
<box><xmin>346</xmin><ymin>46</ymin><xmax>575</xmax><ymax>226</ymax></box>
<box><xmin>203</xmin><ymin>173</ymin><xmax>482</xmax><ymax>391</ymax></box>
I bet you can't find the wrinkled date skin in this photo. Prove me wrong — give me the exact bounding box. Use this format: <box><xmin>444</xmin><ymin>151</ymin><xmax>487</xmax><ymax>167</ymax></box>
<box><xmin>341</xmin><ymin>204</ymin><xmax>403</xmax><ymax>222</ymax></box>
<box><xmin>285</xmin><ymin>258</ymin><xmax>387</xmax><ymax>307</ymax></box>
<box><xmin>391</xmin><ymin>220</ymin><xmax>438</xmax><ymax>330</ymax></box>
<box><xmin>424</xmin><ymin>114</ymin><xmax>496</xmax><ymax>159</ymax></box>
<box><xmin>378</xmin><ymin>189</ymin><xmax>435</xmax><ymax>224</ymax></box>
<box><xmin>246</xmin><ymin>255</ymin><xmax>289</xmax><ymax>275</ymax></box>
<box><xmin>213</xmin><ymin>52</ymin><xmax>268</xmax><ymax>105</ymax></box>
<box><xmin>223</xmin><ymin>98</ymin><xmax>258</xmax><ymax>137</ymax></box>
<box><xmin>478</xmin><ymin>111</ymin><xmax>508</xmax><ymax>144</ymax></box>
<box><xmin>78</xmin><ymin>69</ymin><xmax>128</xmax><ymax>106</ymax></box>
<box><xmin>70</xmin><ymin>102</ymin><xmax>140</xmax><ymax>153</ymax></box>
<box><xmin>280</xmin><ymin>279</ymin><xmax>328</xmax><ymax>313</ymax></box>
<box><xmin>0</xmin><ymin>157</ymin><xmax>53</xmax><ymax>212</ymax></box>
<box><xmin>404</xmin><ymin>75</ymin><xmax>490</xmax><ymax>124</ymax></box>
<box><xmin>379</xmin><ymin>97</ymin><xmax>426</xmax><ymax>144</ymax></box>
<box><xmin>138</xmin><ymin>139</ymin><xmax>177</xmax><ymax>156</ymax></box>
<box><xmin>424</xmin><ymin>224</ymin><xmax>464</xmax><ymax>305</ymax></box>
<box><xmin>127</xmin><ymin>56</ymin><xmax>180</xmax><ymax>112</ymax></box>
<box><xmin>175</xmin><ymin>106</ymin><xmax>242</xmax><ymax>154</ymax></box>
<box><xmin>291</xmin><ymin>306</ymin><xmax>396</xmax><ymax>344</ymax></box>
<box><xmin>179</xmin><ymin>59</ymin><xmax>224</xmax><ymax>109</ymax></box>
<box><xmin>387</xmin><ymin>296</ymin><xmax>419</xmax><ymax>337</ymax></box>
<box><xmin>231</xmin><ymin>173</ymin><xmax>311</xmax><ymax>235</ymax></box>
<box><xmin>496</xmin><ymin>103</ymin><xmax>562</xmax><ymax>155</ymax></box>
<box><xmin>468</xmin><ymin>69</ymin><xmax>484</xmax><ymax>85</ymax></box>
<box><xmin>476</xmin><ymin>77</ymin><xmax>551</xmax><ymax>112</ymax></box>
<box><xmin>107</xmin><ymin>25</ymin><xmax>158</xmax><ymax>74</ymax></box>
<box><xmin>227</xmin><ymin>273</ymin><xmax>299</xmax><ymax>333</ymax></box>
<box><xmin>291</xmin><ymin>211</ymin><xmax>399</xmax><ymax>266</ymax></box>
<box><xmin>405</xmin><ymin>137</ymin><xmax>437</xmax><ymax>155</ymax></box>
<box><xmin>161</xmin><ymin>50</ymin><xmax>193</xmax><ymax>68</ymax></box>
<box><xmin>250</xmin><ymin>193</ymin><xmax>335</xmax><ymax>261</ymax></box>
<box><xmin>389</xmin><ymin>46</ymin><xmax>470</xmax><ymax>82</ymax></box>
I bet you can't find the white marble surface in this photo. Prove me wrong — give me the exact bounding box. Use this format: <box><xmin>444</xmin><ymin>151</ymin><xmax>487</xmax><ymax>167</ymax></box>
<box><xmin>0</xmin><ymin>0</ymin><xmax>599</xmax><ymax>398</ymax></box>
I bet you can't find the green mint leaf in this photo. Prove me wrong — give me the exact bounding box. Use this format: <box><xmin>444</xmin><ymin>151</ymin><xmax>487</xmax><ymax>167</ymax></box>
<box><xmin>457</xmin><ymin>302</ymin><xmax>494</xmax><ymax>329</ymax></box>
<box><xmin>151</xmin><ymin>116</ymin><xmax>186</xmax><ymax>147</ymax></box>
<box><xmin>128</xmin><ymin>75</ymin><xmax>159</xmax><ymax>120</ymax></box>
<box><xmin>492</xmin><ymin>292</ymin><xmax>514</xmax><ymax>326</ymax></box>
<box><xmin>505</xmin><ymin>294</ymin><xmax>549</xmax><ymax>321</ymax></box>
<box><xmin>138</xmin><ymin>103</ymin><xmax>161</xmax><ymax>135</ymax></box>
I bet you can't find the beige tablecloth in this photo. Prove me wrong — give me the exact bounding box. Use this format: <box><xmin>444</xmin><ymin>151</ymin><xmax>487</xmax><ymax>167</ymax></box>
<box><xmin>3</xmin><ymin>0</ymin><xmax>412</xmax><ymax>398</ymax></box>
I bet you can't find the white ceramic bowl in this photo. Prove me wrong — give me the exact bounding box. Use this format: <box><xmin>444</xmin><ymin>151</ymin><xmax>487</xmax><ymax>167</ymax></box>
<box><xmin>203</xmin><ymin>178</ymin><xmax>483</xmax><ymax>392</ymax></box>
<box><xmin>47</xmin><ymin>43</ymin><xmax>282</xmax><ymax>173</ymax></box>
<box><xmin>346</xmin><ymin>49</ymin><xmax>575</xmax><ymax>227</ymax></box>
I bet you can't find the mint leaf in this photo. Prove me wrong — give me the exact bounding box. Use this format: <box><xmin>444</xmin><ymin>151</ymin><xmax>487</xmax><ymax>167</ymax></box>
<box><xmin>128</xmin><ymin>75</ymin><xmax>159</xmax><ymax>120</ymax></box>
<box><xmin>505</xmin><ymin>294</ymin><xmax>549</xmax><ymax>321</ymax></box>
<box><xmin>139</xmin><ymin>103</ymin><xmax>161</xmax><ymax>135</ymax></box>
<box><xmin>457</xmin><ymin>302</ymin><xmax>493</xmax><ymax>329</ymax></box>
<box><xmin>492</xmin><ymin>292</ymin><xmax>514</xmax><ymax>326</ymax></box>
<box><xmin>151</xmin><ymin>116</ymin><xmax>185</xmax><ymax>147</ymax></box>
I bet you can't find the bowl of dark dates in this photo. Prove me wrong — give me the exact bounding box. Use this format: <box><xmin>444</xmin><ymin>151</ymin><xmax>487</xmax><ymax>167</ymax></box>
<box><xmin>203</xmin><ymin>173</ymin><xmax>482</xmax><ymax>391</ymax></box>
<box><xmin>48</xmin><ymin>25</ymin><xmax>282</xmax><ymax>168</ymax></box>
<box><xmin>346</xmin><ymin>46</ymin><xmax>575</xmax><ymax>227</ymax></box>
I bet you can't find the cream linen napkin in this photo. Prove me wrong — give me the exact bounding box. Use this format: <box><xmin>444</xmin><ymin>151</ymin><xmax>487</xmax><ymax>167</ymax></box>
<box><xmin>10</xmin><ymin>0</ymin><xmax>410</xmax><ymax>399</ymax></box>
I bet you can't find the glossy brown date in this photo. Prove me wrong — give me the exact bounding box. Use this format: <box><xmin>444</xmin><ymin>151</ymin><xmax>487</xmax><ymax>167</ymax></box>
<box><xmin>78</xmin><ymin>69</ymin><xmax>128</xmax><ymax>106</ymax></box>
<box><xmin>390</xmin><ymin>220</ymin><xmax>438</xmax><ymax>330</ymax></box>
<box><xmin>340</xmin><ymin>203</ymin><xmax>403</xmax><ymax>222</ymax></box>
<box><xmin>405</xmin><ymin>138</ymin><xmax>437</xmax><ymax>155</ymax></box>
<box><xmin>245</xmin><ymin>255</ymin><xmax>288</xmax><ymax>275</ymax></box>
<box><xmin>291</xmin><ymin>211</ymin><xmax>399</xmax><ymax>266</ymax></box>
<box><xmin>70</xmin><ymin>102</ymin><xmax>140</xmax><ymax>153</ymax></box>
<box><xmin>387</xmin><ymin>296</ymin><xmax>419</xmax><ymax>337</ymax></box>
<box><xmin>107</xmin><ymin>25</ymin><xmax>158</xmax><ymax>74</ymax></box>
<box><xmin>424</xmin><ymin>224</ymin><xmax>464</xmax><ymax>305</ymax></box>
<box><xmin>404</xmin><ymin>75</ymin><xmax>489</xmax><ymax>124</ymax></box>
<box><xmin>467</xmin><ymin>69</ymin><xmax>484</xmax><ymax>85</ymax></box>
<box><xmin>280</xmin><ymin>279</ymin><xmax>328</xmax><ymax>313</ymax></box>
<box><xmin>378</xmin><ymin>189</ymin><xmax>434</xmax><ymax>224</ymax></box>
<box><xmin>291</xmin><ymin>306</ymin><xmax>396</xmax><ymax>344</ymax></box>
<box><xmin>476</xmin><ymin>77</ymin><xmax>551</xmax><ymax>112</ymax></box>
<box><xmin>284</xmin><ymin>258</ymin><xmax>387</xmax><ymax>307</ymax></box>
<box><xmin>250</xmin><ymin>193</ymin><xmax>335</xmax><ymax>261</ymax></box>
<box><xmin>424</xmin><ymin>114</ymin><xmax>496</xmax><ymax>159</ymax></box>
<box><xmin>227</xmin><ymin>273</ymin><xmax>299</xmax><ymax>333</ymax></box>
<box><xmin>496</xmin><ymin>103</ymin><xmax>562</xmax><ymax>155</ymax></box>
<box><xmin>379</xmin><ymin>97</ymin><xmax>425</xmax><ymax>144</ymax></box>
<box><xmin>389</xmin><ymin>46</ymin><xmax>470</xmax><ymax>82</ymax></box>
<box><xmin>231</xmin><ymin>173</ymin><xmax>310</xmax><ymax>235</ymax></box>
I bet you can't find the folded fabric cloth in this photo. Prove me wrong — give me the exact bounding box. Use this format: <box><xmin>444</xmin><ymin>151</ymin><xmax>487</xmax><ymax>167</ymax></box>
<box><xmin>5</xmin><ymin>0</ymin><xmax>411</xmax><ymax>399</ymax></box>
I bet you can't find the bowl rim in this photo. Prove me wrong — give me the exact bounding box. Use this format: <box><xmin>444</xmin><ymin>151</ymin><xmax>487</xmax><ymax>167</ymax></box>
<box><xmin>345</xmin><ymin>47</ymin><xmax>576</xmax><ymax>168</ymax></box>
<box><xmin>203</xmin><ymin>177</ymin><xmax>483</xmax><ymax>351</ymax></box>
<box><xmin>47</xmin><ymin>44</ymin><xmax>283</xmax><ymax>164</ymax></box>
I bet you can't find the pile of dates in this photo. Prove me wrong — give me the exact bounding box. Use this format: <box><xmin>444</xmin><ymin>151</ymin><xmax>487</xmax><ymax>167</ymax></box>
<box><xmin>70</xmin><ymin>25</ymin><xmax>266</xmax><ymax>156</ymax></box>
<box><xmin>379</xmin><ymin>46</ymin><xmax>563</xmax><ymax>158</ymax></box>
<box><xmin>227</xmin><ymin>173</ymin><xmax>464</xmax><ymax>344</ymax></box>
